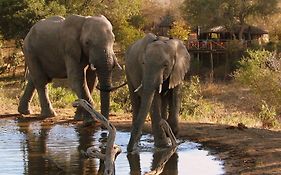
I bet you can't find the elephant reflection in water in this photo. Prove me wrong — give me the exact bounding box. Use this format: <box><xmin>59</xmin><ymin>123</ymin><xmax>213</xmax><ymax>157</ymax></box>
<box><xmin>17</xmin><ymin>120</ymin><xmax>101</xmax><ymax>174</ymax></box>
<box><xmin>127</xmin><ymin>148</ymin><xmax>178</xmax><ymax>175</ymax></box>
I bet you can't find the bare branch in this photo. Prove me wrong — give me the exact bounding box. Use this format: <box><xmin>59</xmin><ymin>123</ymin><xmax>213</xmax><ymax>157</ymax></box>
<box><xmin>73</xmin><ymin>99</ymin><xmax>121</xmax><ymax>175</ymax></box>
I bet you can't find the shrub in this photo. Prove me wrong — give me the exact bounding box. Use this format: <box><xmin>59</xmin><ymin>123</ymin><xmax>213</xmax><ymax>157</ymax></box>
<box><xmin>110</xmin><ymin>86</ymin><xmax>131</xmax><ymax>113</ymax></box>
<box><xmin>181</xmin><ymin>76</ymin><xmax>202</xmax><ymax>117</ymax></box>
<box><xmin>259</xmin><ymin>101</ymin><xmax>279</xmax><ymax>128</ymax></box>
<box><xmin>31</xmin><ymin>83</ymin><xmax>77</xmax><ymax>108</ymax></box>
<box><xmin>168</xmin><ymin>20</ymin><xmax>190</xmax><ymax>41</ymax></box>
<box><xmin>234</xmin><ymin>50</ymin><xmax>281</xmax><ymax>113</ymax></box>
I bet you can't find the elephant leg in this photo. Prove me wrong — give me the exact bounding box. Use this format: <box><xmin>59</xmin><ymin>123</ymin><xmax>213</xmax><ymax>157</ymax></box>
<box><xmin>37</xmin><ymin>83</ymin><xmax>56</xmax><ymax>117</ymax></box>
<box><xmin>26</xmin><ymin>57</ymin><xmax>56</xmax><ymax>117</ymax></box>
<box><xmin>128</xmin><ymin>81</ymin><xmax>141</xmax><ymax>127</ymax></box>
<box><xmin>66</xmin><ymin>61</ymin><xmax>93</xmax><ymax>120</ymax></box>
<box><xmin>18</xmin><ymin>77</ymin><xmax>35</xmax><ymax>115</ymax></box>
<box><xmin>161</xmin><ymin>92</ymin><xmax>170</xmax><ymax>120</ymax></box>
<box><xmin>77</xmin><ymin>67</ymin><xmax>97</xmax><ymax>123</ymax></box>
<box><xmin>167</xmin><ymin>84</ymin><xmax>183</xmax><ymax>136</ymax></box>
<box><xmin>150</xmin><ymin>93</ymin><xmax>169</xmax><ymax>148</ymax></box>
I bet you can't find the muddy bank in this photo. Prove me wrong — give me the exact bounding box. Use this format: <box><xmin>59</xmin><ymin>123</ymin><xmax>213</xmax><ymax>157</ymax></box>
<box><xmin>110</xmin><ymin>115</ymin><xmax>281</xmax><ymax>175</ymax></box>
<box><xmin>1</xmin><ymin>110</ymin><xmax>281</xmax><ymax>174</ymax></box>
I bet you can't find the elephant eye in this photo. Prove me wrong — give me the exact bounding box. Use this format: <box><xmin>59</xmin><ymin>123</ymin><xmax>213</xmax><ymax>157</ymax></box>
<box><xmin>85</xmin><ymin>40</ymin><xmax>90</xmax><ymax>46</ymax></box>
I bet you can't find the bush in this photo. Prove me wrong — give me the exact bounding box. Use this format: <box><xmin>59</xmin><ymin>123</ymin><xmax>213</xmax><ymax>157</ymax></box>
<box><xmin>31</xmin><ymin>83</ymin><xmax>77</xmax><ymax>108</ymax></box>
<box><xmin>259</xmin><ymin>100</ymin><xmax>279</xmax><ymax>128</ymax></box>
<box><xmin>234</xmin><ymin>49</ymin><xmax>281</xmax><ymax>128</ymax></box>
<box><xmin>110</xmin><ymin>86</ymin><xmax>131</xmax><ymax>113</ymax></box>
<box><xmin>234</xmin><ymin>50</ymin><xmax>281</xmax><ymax>111</ymax></box>
<box><xmin>181</xmin><ymin>76</ymin><xmax>202</xmax><ymax>117</ymax></box>
<box><xmin>168</xmin><ymin>20</ymin><xmax>190</xmax><ymax>41</ymax></box>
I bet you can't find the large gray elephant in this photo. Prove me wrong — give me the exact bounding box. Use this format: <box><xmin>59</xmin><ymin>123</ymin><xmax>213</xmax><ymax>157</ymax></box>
<box><xmin>18</xmin><ymin>15</ymin><xmax>120</xmax><ymax>120</ymax></box>
<box><xmin>125</xmin><ymin>33</ymin><xmax>191</xmax><ymax>152</ymax></box>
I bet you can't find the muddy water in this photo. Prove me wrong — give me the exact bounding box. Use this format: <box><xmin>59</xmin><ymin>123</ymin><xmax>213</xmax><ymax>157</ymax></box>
<box><xmin>0</xmin><ymin>118</ymin><xmax>224</xmax><ymax>175</ymax></box>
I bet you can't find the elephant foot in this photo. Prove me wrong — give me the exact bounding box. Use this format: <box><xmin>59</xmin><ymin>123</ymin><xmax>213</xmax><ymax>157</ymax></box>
<box><xmin>18</xmin><ymin>104</ymin><xmax>31</xmax><ymax>115</ymax></box>
<box><xmin>41</xmin><ymin>109</ymin><xmax>57</xmax><ymax>118</ymax></box>
<box><xmin>18</xmin><ymin>108</ymin><xmax>31</xmax><ymax>115</ymax></box>
<box><xmin>154</xmin><ymin>136</ymin><xmax>170</xmax><ymax>148</ymax></box>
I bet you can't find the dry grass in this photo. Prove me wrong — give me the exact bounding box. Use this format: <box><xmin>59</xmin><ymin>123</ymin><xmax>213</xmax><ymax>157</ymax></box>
<box><xmin>0</xmin><ymin>68</ymin><xmax>280</xmax><ymax>130</ymax></box>
<box><xmin>181</xmin><ymin>81</ymin><xmax>277</xmax><ymax>129</ymax></box>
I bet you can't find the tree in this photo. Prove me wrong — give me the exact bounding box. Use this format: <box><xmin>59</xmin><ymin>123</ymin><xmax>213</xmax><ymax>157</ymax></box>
<box><xmin>168</xmin><ymin>20</ymin><xmax>190</xmax><ymax>41</ymax></box>
<box><xmin>182</xmin><ymin>0</ymin><xmax>280</xmax><ymax>40</ymax></box>
<box><xmin>0</xmin><ymin>0</ymin><xmax>66</xmax><ymax>40</ymax></box>
<box><xmin>93</xmin><ymin>0</ymin><xmax>144</xmax><ymax>50</ymax></box>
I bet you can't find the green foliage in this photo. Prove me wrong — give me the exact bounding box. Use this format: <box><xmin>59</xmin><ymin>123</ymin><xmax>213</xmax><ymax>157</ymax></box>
<box><xmin>181</xmin><ymin>76</ymin><xmax>202</xmax><ymax>117</ymax></box>
<box><xmin>47</xmin><ymin>84</ymin><xmax>77</xmax><ymax>108</ymax></box>
<box><xmin>0</xmin><ymin>51</ymin><xmax>23</xmax><ymax>75</ymax></box>
<box><xmin>31</xmin><ymin>83</ymin><xmax>77</xmax><ymax>108</ymax></box>
<box><xmin>110</xmin><ymin>86</ymin><xmax>131</xmax><ymax>113</ymax></box>
<box><xmin>182</xmin><ymin>0</ymin><xmax>279</xmax><ymax>37</ymax></box>
<box><xmin>116</xmin><ymin>25</ymin><xmax>144</xmax><ymax>51</ymax></box>
<box><xmin>93</xmin><ymin>0</ymin><xmax>144</xmax><ymax>51</ymax></box>
<box><xmin>0</xmin><ymin>0</ymin><xmax>66</xmax><ymax>40</ymax></box>
<box><xmin>168</xmin><ymin>20</ymin><xmax>190</xmax><ymax>41</ymax></box>
<box><xmin>259</xmin><ymin>101</ymin><xmax>279</xmax><ymax>128</ymax></box>
<box><xmin>234</xmin><ymin>50</ymin><xmax>281</xmax><ymax>114</ymax></box>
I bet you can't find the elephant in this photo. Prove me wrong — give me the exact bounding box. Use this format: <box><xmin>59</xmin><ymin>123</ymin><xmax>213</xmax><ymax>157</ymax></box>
<box><xmin>18</xmin><ymin>15</ymin><xmax>121</xmax><ymax>120</ymax></box>
<box><xmin>125</xmin><ymin>33</ymin><xmax>191</xmax><ymax>152</ymax></box>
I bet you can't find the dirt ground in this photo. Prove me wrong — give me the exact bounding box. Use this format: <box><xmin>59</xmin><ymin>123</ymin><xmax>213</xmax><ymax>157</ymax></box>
<box><xmin>1</xmin><ymin>106</ymin><xmax>281</xmax><ymax>175</ymax></box>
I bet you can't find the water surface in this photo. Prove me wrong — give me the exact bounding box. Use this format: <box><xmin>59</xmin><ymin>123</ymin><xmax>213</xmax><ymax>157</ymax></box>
<box><xmin>0</xmin><ymin>118</ymin><xmax>224</xmax><ymax>175</ymax></box>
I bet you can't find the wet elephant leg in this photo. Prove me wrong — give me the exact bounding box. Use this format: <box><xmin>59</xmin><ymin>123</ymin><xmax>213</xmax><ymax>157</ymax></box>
<box><xmin>128</xmin><ymin>81</ymin><xmax>141</xmax><ymax>127</ymax></box>
<box><xmin>18</xmin><ymin>77</ymin><xmax>35</xmax><ymax>115</ymax></box>
<box><xmin>151</xmin><ymin>93</ymin><xmax>169</xmax><ymax>148</ymax></box>
<box><xmin>167</xmin><ymin>85</ymin><xmax>182</xmax><ymax>136</ymax></box>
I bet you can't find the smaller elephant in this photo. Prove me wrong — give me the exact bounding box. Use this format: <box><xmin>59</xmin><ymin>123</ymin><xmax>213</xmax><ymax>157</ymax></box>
<box><xmin>125</xmin><ymin>33</ymin><xmax>191</xmax><ymax>152</ymax></box>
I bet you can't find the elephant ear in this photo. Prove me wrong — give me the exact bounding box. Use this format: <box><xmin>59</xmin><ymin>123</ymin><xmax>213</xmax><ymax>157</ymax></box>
<box><xmin>62</xmin><ymin>15</ymin><xmax>86</xmax><ymax>62</ymax></box>
<box><xmin>168</xmin><ymin>39</ymin><xmax>191</xmax><ymax>89</ymax></box>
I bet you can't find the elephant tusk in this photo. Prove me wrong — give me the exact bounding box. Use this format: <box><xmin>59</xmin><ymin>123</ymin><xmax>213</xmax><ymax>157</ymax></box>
<box><xmin>134</xmin><ymin>83</ymin><xmax>142</xmax><ymax>93</ymax></box>
<box><xmin>159</xmin><ymin>84</ymin><xmax>162</xmax><ymax>94</ymax></box>
<box><xmin>90</xmin><ymin>64</ymin><xmax>96</xmax><ymax>71</ymax></box>
<box><xmin>116</xmin><ymin>61</ymin><xmax>123</xmax><ymax>70</ymax></box>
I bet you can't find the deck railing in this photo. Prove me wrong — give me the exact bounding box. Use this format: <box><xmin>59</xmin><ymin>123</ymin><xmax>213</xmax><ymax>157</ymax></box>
<box><xmin>186</xmin><ymin>40</ymin><xmax>248</xmax><ymax>52</ymax></box>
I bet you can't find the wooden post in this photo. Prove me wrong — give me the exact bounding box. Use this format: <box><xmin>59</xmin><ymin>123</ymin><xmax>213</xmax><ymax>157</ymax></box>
<box><xmin>224</xmin><ymin>52</ymin><xmax>229</xmax><ymax>80</ymax></box>
<box><xmin>210</xmin><ymin>42</ymin><xmax>214</xmax><ymax>82</ymax></box>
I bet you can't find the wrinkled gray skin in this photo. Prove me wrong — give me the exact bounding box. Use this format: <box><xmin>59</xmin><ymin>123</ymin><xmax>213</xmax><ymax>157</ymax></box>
<box><xmin>18</xmin><ymin>15</ymin><xmax>118</xmax><ymax>120</ymax></box>
<box><xmin>125</xmin><ymin>33</ymin><xmax>191</xmax><ymax>152</ymax></box>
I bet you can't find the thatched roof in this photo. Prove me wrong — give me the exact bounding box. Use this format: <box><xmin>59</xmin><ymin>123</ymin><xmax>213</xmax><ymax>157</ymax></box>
<box><xmin>201</xmin><ymin>25</ymin><xmax>268</xmax><ymax>35</ymax></box>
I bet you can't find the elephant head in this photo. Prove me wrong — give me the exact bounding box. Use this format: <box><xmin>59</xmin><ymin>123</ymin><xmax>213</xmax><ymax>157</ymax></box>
<box><xmin>126</xmin><ymin>34</ymin><xmax>190</xmax><ymax>152</ymax></box>
<box><xmin>78</xmin><ymin>15</ymin><xmax>119</xmax><ymax>118</ymax></box>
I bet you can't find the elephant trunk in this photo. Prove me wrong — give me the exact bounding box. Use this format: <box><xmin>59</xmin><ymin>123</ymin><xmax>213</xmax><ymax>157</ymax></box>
<box><xmin>96</xmin><ymin>63</ymin><xmax>113</xmax><ymax>119</ymax></box>
<box><xmin>127</xmin><ymin>89</ymin><xmax>155</xmax><ymax>152</ymax></box>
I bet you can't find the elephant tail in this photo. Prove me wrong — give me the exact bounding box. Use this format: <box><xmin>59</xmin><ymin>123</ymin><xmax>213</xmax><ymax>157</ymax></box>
<box><xmin>24</xmin><ymin>62</ymin><xmax>29</xmax><ymax>80</ymax></box>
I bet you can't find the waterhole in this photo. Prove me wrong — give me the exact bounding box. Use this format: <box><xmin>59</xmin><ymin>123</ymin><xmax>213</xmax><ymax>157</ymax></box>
<box><xmin>0</xmin><ymin>118</ymin><xmax>224</xmax><ymax>175</ymax></box>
